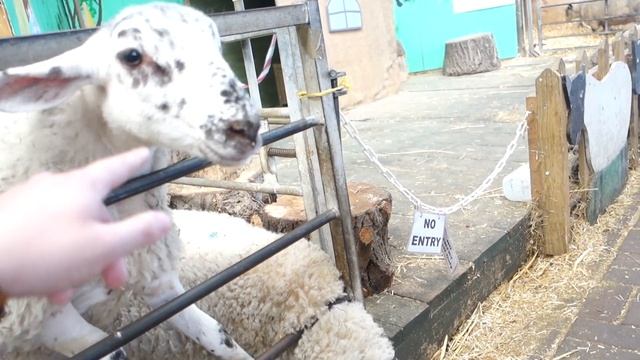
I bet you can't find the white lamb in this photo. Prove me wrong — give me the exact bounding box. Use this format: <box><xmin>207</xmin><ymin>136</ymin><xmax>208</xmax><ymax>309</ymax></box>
<box><xmin>11</xmin><ymin>210</ymin><xmax>396</xmax><ymax>360</ymax></box>
<box><xmin>115</xmin><ymin>210</ymin><xmax>395</xmax><ymax>359</ymax></box>
<box><xmin>0</xmin><ymin>3</ymin><xmax>261</xmax><ymax>359</ymax></box>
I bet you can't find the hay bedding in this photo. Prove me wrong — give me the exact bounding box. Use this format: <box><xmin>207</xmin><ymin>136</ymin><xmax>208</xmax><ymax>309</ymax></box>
<box><xmin>433</xmin><ymin>170</ymin><xmax>640</xmax><ymax>360</ymax></box>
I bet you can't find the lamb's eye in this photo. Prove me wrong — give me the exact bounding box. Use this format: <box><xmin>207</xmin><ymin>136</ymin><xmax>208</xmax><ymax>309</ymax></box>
<box><xmin>118</xmin><ymin>49</ymin><xmax>143</xmax><ymax>67</ymax></box>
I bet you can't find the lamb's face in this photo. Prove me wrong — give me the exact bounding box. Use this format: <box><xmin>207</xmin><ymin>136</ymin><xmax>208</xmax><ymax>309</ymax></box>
<box><xmin>98</xmin><ymin>4</ymin><xmax>260</xmax><ymax>164</ymax></box>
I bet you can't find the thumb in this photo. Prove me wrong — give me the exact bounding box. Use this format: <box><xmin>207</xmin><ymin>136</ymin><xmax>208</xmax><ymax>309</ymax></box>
<box><xmin>97</xmin><ymin>211</ymin><xmax>171</xmax><ymax>260</ymax></box>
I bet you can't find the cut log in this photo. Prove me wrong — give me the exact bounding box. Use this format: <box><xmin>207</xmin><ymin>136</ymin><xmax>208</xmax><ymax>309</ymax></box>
<box><xmin>443</xmin><ymin>32</ymin><xmax>500</xmax><ymax>76</ymax></box>
<box><xmin>261</xmin><ymin>182</ymin><xmax>394</xmax><ymax>297</ymax></box>
<box><xmin>169</xmin><ymin>184</ymin><xmax>266</xmax><ymax>223</ymax></box>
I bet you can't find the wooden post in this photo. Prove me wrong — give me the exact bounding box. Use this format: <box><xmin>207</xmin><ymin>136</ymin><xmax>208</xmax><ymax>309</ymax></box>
<box><xmin>631</xmin><ymin>27</ymin><xmax>640</xmax><ymax>169</ymax></box>
<box><xmin>558</xmin><ymin>59</ymin><xmax>566</xmax><ymax>75</ymax></box>
<box><xmin>631</xmin><ymin>96</ymin><xmax>639</xmax><ymax>169</ymax></box>
<box><xmin>535</xmin><ymin>69</ymin><xmax>570</xmax><ymax>255</ymax></box>
<box><xmin>582</xmin><ymin>51</ymin><xmax>591</xmax><ymax>72</ymax></box>
<box><xmin>613</xmin><ymin>36</ymin><xmax>625</xmax><ymax>62</ymax></box>
<box><xmin>526</xmin><ymin>97</ymin><xmax>542</xmax><ymax>203</ymax></box>
<box><xmin>596</xmin><ymin>40</ymin><xmax>610</xmax><ymax>80</ymax></box>
<box><xmin>295</xmin><ymin>0</ymin><xmax>364</xmax><ymax>302</ymax></box>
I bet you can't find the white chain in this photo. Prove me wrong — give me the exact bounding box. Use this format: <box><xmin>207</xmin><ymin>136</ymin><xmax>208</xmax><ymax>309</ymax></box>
<box><xmin>339</xmin><ymin>111</ymin><xmax>530</xmax><ymax>215</ymax></box>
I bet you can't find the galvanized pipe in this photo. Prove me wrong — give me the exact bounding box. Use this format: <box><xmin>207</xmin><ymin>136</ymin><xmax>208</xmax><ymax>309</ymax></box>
<box><xmin>70</xmin><ymin>210</ymin><xmax>339</xmax><ymax>360</ymax></box>
<box><xmin>260</xmin><ymin>107</ymin><xmax>290</xmax><ymax>118</ymax></box>
<box><xmin>267</xmin><ymin>147</ymin><xmax>297</xmax><ymax>158</ymax></box>
<box><xmin>173</xmin><ymin>177</ymin><xmax>303</xmax><ymax>196</ymax></box>
<box><xmin>104</xmin><ymin>116</ymin><xmax>320</xmax><ymax>205</ymax></box>
<box><xmin>515</xmin><ymin>0</ymin><xmax>526</xmax><ymax>57</ymax></box>
<box><xmin>525</xmin><ymin>0</ymin><xmax>535</xmax><ymax>55</ymax></box>
<box><xmin>541</xmin><ymin>0</ymin><xmax>603</xmax><ymax>8</ymax></box>
<box><xmin>536</xmin><ymin>0</ymin><xmax>543</xmax><ymax>53</ymax></box>
<box><xmin>255</xmin><ymin>332</ymin><xmax>303</xmax><ymax>360</ymax></box>
<box><xmin>266</xmin><ymin>117</ymin><xmax>292</xmax><ymax>125</ymax></box>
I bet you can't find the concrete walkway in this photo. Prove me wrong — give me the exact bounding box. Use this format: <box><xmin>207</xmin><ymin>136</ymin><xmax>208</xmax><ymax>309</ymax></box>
<box><xmin>555</xmin><ymin>217</ymin><xmax>640</xmax><ymax>359</ymax></box>
<box><xmin>279</xmin><ymin>54</ymin><xmax>561</xmax><ymax>358</ymax></box>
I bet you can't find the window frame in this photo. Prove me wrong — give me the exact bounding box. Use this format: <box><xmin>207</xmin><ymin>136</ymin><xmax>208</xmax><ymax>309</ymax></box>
<box><xmin>327</xmin><ymin>0</ymin><xmax>362</xmax><ymax>33</ymax></box>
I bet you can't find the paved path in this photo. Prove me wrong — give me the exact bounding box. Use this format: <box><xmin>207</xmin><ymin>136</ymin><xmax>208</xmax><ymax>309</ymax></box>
<box><xmin>555</xmin><ymin>219</ymin><xmax>640</xmax><ymax>359</ymax></box>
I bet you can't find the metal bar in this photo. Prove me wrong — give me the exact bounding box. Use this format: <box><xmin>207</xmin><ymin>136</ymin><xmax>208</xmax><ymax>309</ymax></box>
<box><xmin>541</xmin><ymin>0</ymin><xmax>603</xmax><ymax>8</ymax></box>
<box><xmin>267</xmin><ymin>147</ymin><xmax>297</xmax><ymax>158</ymax></box>
<box><xmin>173</xmin><ymin>177</ymin><xmax>303</xmax><ymax>196</ymax></box>
<box><xmin>604</xmin><ymin>0</ymin><xmax>609</xmax><ymax>33</ymax></box>
<box><xmin>209</xmin><ymin>4</ymin><xmax>309</xmax><ymax>38</ymax></box>
<box><xmin>543</xmin><ymin>15</ymin><xmax>640</xmax><ymax>26</ymax></box>
<box><xmin>266</xmin><ymin>118</ymin><xmax>291</xmax><ymax>125</ymax></box>
<box><xmin>70</xmin><ymin>210</ymin><xmax>339</xmax><ymax>360</ymax></box>
<box><xmin>261</xmin><ymin>107</ymin><xmax>290</xmax><ymax>118</ymax></box>
<box><xmin>255</xmin><ymin>332</ymin><xmax>303</xmax><ymax>360</ymax></box>
<box><xmin>536</xmin><ymin>0</ymin><xmax>543</xmax><ymax>53</ymax></box>
<box><xmin>0</xmin><ymin>4</ymin><xmax>309</xmax><ymax>69</ymax></box>
<box><xmin>299</xmin><ymin>0</ymin><xmax>363</xmax><ymax>303</ymax></box>
<box><xmin>104</xmin><ymin>117</ymin><xmax>320</xmax><ymax>205</ymax></box>
<box><xmin>515</xmin><ymin>0</ymin><xmax>526</xmax><ymax>57</ymax></box>
<box><xmin>544</xmin><ymin>31</ymin><xmax>616</xmax><ymax>39</ymax></box>
<box><xmin>543</xmin><ymin>44</ymin><xmax>600</xmax><ymax>52</ymax></box>
<box><xmin>222</xmin><ymin>29</ymin><xmax>275</xmax><ymax>43</ymax></box>
<box><xmin>525</xmin><ymin>0</ymin><xmax>535</xmax><ymax>55</ymax></box>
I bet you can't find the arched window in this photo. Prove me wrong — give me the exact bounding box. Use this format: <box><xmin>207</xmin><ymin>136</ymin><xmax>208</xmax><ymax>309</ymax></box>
<box><xmin>327</xmin><ymin>0</ymin><xmax>362</xmax><ymax>32</ymax></box>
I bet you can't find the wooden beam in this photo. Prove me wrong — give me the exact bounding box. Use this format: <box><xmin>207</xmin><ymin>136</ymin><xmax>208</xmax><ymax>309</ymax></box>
<box><xmin>613</xmin><ymin>35</ymin><xmax>625</xmax><ymax>62</ymax></box>
<box><xmin>536</xmin><ymin>69</ymin><xmax>571</xmax><ymax>255</ymax></box>
<box><xmin>596</xmin><ymin>40</ymin><xmax>610</xmax><ymax>80</ymax></box>
<box><xmin>631</xmin><ymin>95</ymin><xmax>639</xmax><ymax>169</ymax></box>
<box><xmin>526</xmin><ymin>96</ymin><xmax>542</xmax><ymax>203</ymax></box>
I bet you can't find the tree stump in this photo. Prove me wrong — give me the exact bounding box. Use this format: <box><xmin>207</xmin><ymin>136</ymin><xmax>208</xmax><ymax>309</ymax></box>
<box><xmin>443</xmin><ymin>32</ymin><xmax>500</xmax><ymax>76</ymax></box>
<box><xmin>261</xmin><ymin>182</ymin><xmax>394</xmax><ymax>297</ymax></box>
<box><xmin>169</xmin><ymin>185</ymin><xmax>266</xmax><ymax>223</ymax></box>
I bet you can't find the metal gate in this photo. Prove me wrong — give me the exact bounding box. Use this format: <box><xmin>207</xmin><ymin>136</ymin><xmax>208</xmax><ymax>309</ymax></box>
<box><xmin>518</xmin><ymin>0</ymin><xmax>640</xmax><ymax>54</ymax></box>
<box><xmin>0</xmin><ymin>1</ymin><xmax>363</xmax><ymax>358</ymax></box>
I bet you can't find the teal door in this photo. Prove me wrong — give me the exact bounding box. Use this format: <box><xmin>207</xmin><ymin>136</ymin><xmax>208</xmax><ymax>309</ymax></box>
<box><xmin>394</xmin><ymin>0</ymin><xmax>518</xmax><ymax>73</ymax></box>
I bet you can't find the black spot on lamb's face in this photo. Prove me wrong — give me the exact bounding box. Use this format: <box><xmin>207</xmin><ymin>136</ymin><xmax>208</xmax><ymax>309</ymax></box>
<box><xmin>175</xmin><ymin>60</ymin><xmax>185</xmax><ymax>72</ymax></box>
<box><xmin>157</xmin><ymin>102</ymin><xmax>170</xmax><ymax>113</ymax></box>
<box><xmin>103</xmin><ymin>3</ymin><xmax>260</xmax><ymax>166</ymax></box>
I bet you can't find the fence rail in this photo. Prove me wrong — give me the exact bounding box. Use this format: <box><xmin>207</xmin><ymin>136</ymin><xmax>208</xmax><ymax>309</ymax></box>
<box><xmin>70</xmin><ymin>210</ymin><xmax>339</xmax><ymax>360</ymax></box>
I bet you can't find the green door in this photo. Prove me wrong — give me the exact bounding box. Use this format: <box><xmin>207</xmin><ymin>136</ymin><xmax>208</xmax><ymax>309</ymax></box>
<box><xmin>394</xmin><ymin>0</ymin><xmax>518</xmax><ymax>73</ymax></box>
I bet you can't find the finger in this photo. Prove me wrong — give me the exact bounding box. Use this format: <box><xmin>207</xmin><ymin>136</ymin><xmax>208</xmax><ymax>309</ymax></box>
<box><xmin>102</xmin><ymin>258</ymin><xmax>128</xmax><ymax>289</ymax></box>
<box><xmin>48</xmin><ymin>289</ymin><xmax>75</xmax><ymax>305</ymax></box>
<box><xmin>96</xmin><ymin>211</ymin><xmax>171</xmax><ymax>260</ymax></box>
<box><xmin>76</xmin><ymin>147</ymin><xmax>152</xmax><ymax>196</ymax></box>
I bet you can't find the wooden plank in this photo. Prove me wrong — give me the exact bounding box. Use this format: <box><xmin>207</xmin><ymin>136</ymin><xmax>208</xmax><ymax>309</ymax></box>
<box><xmin>275</xmin><ymin>27</ymin><xmax>333</xmax><ymax>254</ymax></box>
<box><xmin>536</xmin><ymin>69</ymin><xmax>570</xmax><ymax>255</ymax></box>
<box><xmin>296</xmin><ymin>0</ymin><xmax>363</xmax><ymax>302</ymax></box>
<box><xmin>596</xmin><ymin>40</ymin><xmax>609</xmax><ymax>80</ymax></box>
<box><xmin>630</xmin><ymin>95</ymin><xmax>639</xmax><ymax>169</ymax></box>
<box><xmin>526</xmin><ymin>97</ymin><xmax>542</xmax><ymax>204</ymax></box>
<box><xmin>613</xmin><ymin>36</ymin><xmax>625</xmax><ymax>62</ymax></box>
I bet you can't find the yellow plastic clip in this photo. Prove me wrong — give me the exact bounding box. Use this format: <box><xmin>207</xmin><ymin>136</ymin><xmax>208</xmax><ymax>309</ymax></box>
<box><xmin>297</xmin><ymin>76</ymin><xmax>351</xmax><ymax>99</ymax></box>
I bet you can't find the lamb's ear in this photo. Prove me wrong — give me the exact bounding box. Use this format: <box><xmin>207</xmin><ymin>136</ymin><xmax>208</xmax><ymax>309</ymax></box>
<box><xmin>0</xmin><ymin>47</ymin><xmax>99</xmax><ymax>113</ymax></box>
